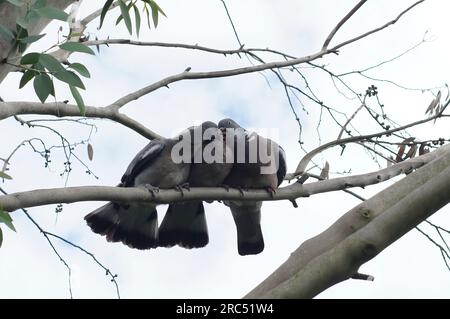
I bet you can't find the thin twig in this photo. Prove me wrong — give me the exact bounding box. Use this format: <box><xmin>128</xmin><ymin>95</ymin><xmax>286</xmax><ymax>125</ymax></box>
<box><xmin>219</xmin><ymin>0</ymin><xmax>243</xmax><ymax>47</ymax></box>
<box><xmin>322</xmin><ymin>0</ymin><xmax>368</xmax><ymax>50</ymax></box>
<box><xmin>416</xmin><ymin>226</ymin><xmax>450</xmax><ymax>271</ymax></box>
<box><xmin>0</xmin><ymin>187</ymin><xmax>73</xmax><ymax>299</ymax></box>
<box><xmin>0</xmin><ymin>187</ymin><xmax>121</xmax><ymax>298</ymax></box>
<box><xmin>330</xmin><ymin>0</ymin><xmax>425</xmax><ymax>52</ymax></box>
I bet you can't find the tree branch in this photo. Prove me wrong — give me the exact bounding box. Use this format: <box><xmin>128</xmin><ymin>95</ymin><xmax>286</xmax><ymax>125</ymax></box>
<box><xmin>259</xmin><ymin>160</ymin><xmax>450</xmax><ymax>298</ymax></box>
<box><xmin>246</xmin><ymin>143</ymin><xmax>450</xmax><ymax>298</ymax></box>
<box><xmin>287</xmin><ymin>97</ymin><xmax>449</xmax><ymax>179</ymax></box>
<box><xmin>322</xmin><ymin>0</ymin><xmax>368</xmax><ymax>50</ymax></box>
<box><xmin>330</xmin><ymin>0</ymin><xmax>425</xmax><ymax>52</ymax></box>
<box><xmin>1</xmin><ymin>144</ymin><xmax>448</xmax><ymax>212</ymax></box>
<box><xmin>0</xmin><ymin>101</ymin><xmax>162</xmax><ymax>140</ymax></box>
<box><xmin>109</xmin><ymin>51</ymin><xmax>328</xmax><ymax>109</ymax></box>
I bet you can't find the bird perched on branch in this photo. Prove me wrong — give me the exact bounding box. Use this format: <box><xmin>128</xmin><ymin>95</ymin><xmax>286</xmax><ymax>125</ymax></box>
<box><xmin>218</xmin><ymin>118</ymin><xmax>287</xmax><ymax>255</ymax></box>
<box><xmin>84</xmin><ymin>123</ymin><xmax>216</xmax><ymax>249</ymax></box>
<box><xmin>158</xmin><ymin>121</ymin><xmax>233</xmax><ymax>249</ymax></box>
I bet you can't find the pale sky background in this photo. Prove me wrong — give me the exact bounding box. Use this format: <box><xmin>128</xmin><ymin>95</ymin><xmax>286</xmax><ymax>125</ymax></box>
<box><xmin>0</xmin><ymin>0</ymin><xmax>449</xmax><ymax>298</ymax></box>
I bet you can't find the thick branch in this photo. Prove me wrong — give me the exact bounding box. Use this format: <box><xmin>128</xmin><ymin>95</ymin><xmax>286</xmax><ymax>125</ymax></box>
<box><xmin>246</xmin><ymin>143</ymin><xmax>450</xmax><ymax>298</ymax></box>
<box><xmin>0</xmin><ymin>101</ymin><xmax>162</xmax><ymax>140</ymax></box>
<box><xmin>1</xmin><ymin>145</ymin><xmax>447</xmax><ymax>212</ymax></box>
<box><xmin>261</xmin><ymin>158</ymin><xmax>450</xmax><ymax>298</ymax></box>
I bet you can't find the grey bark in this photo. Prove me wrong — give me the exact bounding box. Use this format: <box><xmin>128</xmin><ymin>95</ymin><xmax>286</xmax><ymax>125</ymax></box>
<box><xmin>246</xmin><ymin>145</ymin><xmax>450</xmax><ymax>298</ymax></box>
<box><xmin>1</xmin><ymin>145</ymin><xmax>448</xmax><ymax>212</ymax></box>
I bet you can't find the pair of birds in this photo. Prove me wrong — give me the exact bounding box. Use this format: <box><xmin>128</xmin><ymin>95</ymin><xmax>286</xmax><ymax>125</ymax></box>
<box><xmin>85</xmin><ymin>119</ymin><xmax>286</xmax><ymax>255</ymax></box>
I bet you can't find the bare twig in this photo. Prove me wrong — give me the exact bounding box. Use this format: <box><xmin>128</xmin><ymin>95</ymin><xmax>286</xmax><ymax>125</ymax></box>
<box><xmin>0</xmin><ymin>187</ymin><xmax>73</xmax><ymax>299</ymax></box>
<box><xmin>416</xmin><ymin>226</ymin><xmax>450</xmax><ymax>271</ymax></box>
<box><xmin>288</xmin><ymin>98</ymin><xmax>449</xmax><ymax>179</ymax></box>
<box><xmin>45</xmin><ymin>232</ymin><xmax>121</xmax><ymax>298</ymax></box>
<box><xmin>0</xmin><ymin>186</ymin><xmax>121</xmax><ymax>298</ymax></box>
<box><xmin>219</xmin><ymin>0</ymin><xmax>243</xmax><ymax>47</ymax></box>
<box><xmin>322</xmin><ymin>0</ymin><xmax>368</xmax><ymax>50</ymax></box>
<box><xmin>330</xmin><ymin>1</ymin><xmax>425</xmax><ymax>52</ymax></box>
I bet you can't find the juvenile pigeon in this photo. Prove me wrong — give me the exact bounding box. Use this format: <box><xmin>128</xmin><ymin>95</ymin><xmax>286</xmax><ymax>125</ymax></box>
<box><xmin>84</xmin><ymin>128</ymin><xmax>195</xmax><ymax>250</ymax></box>
<box><xmin>159</xmin><ymin>122</ymin><xmax>233</xmax><ymax>248</ymax></box>
<box><xmin>218</xmin><ymin>118</ymin><xmax>286</xmax><ymax>255</ymax></box>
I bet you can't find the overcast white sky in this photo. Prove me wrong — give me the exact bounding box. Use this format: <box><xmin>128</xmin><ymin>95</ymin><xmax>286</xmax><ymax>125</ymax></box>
<box><xmin>0</xmin><ymin>0</ymin><xmax>449</xmax><ymax>298</ymax></box>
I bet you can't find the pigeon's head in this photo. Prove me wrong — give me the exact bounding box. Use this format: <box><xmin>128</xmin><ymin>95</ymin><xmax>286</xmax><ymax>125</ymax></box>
<box><xmin>200</xmin><ymin>121</ymin><xmax>218</xmax><ymax>134</ymax></box>
<box><xmin>199</xmin><ymin>121</ymin><xmax>221</xmax><ymax>144</ymax></box>
<box><xmin>218</xmin><ymin>118</ymin><xmax>242</xmax><ymax>129</ymax></box>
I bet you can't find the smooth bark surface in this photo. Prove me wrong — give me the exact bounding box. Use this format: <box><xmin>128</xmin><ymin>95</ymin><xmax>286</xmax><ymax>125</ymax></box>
<box><xmin>246</xmin><ymin>145</ymin><xmax>450</xmax><ymax>298</ymax></box>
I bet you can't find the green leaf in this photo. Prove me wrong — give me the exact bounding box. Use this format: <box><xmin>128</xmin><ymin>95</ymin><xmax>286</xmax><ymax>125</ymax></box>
<box><xmin>33</xmin><ymin>62</ymin><xmax>45</xmax><ymax>71</ymax></box>
<box><xmin>149</xmin><ymin>1</ymin><xmax>160</xmax><ymax>28</ymax></box>
<box><xmin>133</xmin><ymin>4</ymin><xmax>141</xmax><ymax>37</ymax></box>
<box><xmin>118</xmin><ymin>0</ymin><xmax>132</xmax><ymax>35</ymax></box>
<box><xmin>155</xmin><ymin>1</ymin><xmax>166</xmax><ymax>17</ymax></box>
<box><xmin>6</xmin><ymin>0</ymin><xmax>23</xmax><ymax>7</ymax></box>
<box><xmin>15</xmin><ymin>23</ymin><xmax>28</xmax><ymax>52</ymax></box>
<box><xmin>19</xmin><ymin>33</ymin><xmax>46</xmax><ymax>44</ymax></box>
<box><xmin>115</xmin><ymin>13</ymin><xmax>123</xmax><ymax>26</ymax></box>
<box><xmin>0</xmin><ymin>171</ymin><xmax>12</xmax><ymax>180</ymax></box>
<box><xmin>87</xmin><ymin>143</ymin><xmax>94</xmax><ymax>161</ymax></box>
<box><xmin>19</xmin><ymin>69</ymin><xmax>38</xmax><ymax>88</ymax></box>
<box><xmin>0</xmin><ymin>24</ymin><xmax>14</xmax><ymax>42</ymax></box>
<box><xmin>143</xmin><ymin>5</ymin><xmax>151</xmax><ymax>29</ymax></box>
<box><xmin>99</xmin><ymin>0</ymin><xmax>114</xmax><ymax>29</ymax></box>
<box><xmin>70</xmin><ymin>85</ymin><xmax>85</xmax><ymax>116</ymax></box>
<box><xmin>39</xmin><ymin>53</ymin><xmax>65</xmax><ymax>73</ymax></box>
<box><xmin>32</xmin><ymin>0</ymin><xmax>47</xmax><ymax>9</ymax></box>
<box><xmin>16</xmin><ymin>15</ymin><xmax>29</xmax><ymax>29</ymax></box>
<box><xmin>59</xmin><ymin>42</ymin><xmax>95</xmax><ymax>55</ymax></box>
<box><xmin>68</xmin><ymin>62</ymin><xmax>90</xmax><ymax>78</ymax></box>
<box><xmin>33</xmin><ymin>73</ymin><xmax>54</xmax><ymax>103</ymax></box>
<box><xmin>35</xmin><ymin>6</ymin><xmax>69</xmax><ymax>22</ymax></box>
<box><xmin>20</xmin><ymin>52</ymin><xmax>41</xmax><ymax>65</ymax></box>
<box><xmin>54</xmin><ymin>70</ymin><xmax>85</xmax><ymax>89</ymax></box>
<box><xmin>0</xmin><ymin>210</ymin><xmax>16</xmax><ymax>232</ymax></box>
<box><xmin>0</xmin><ymin>227</ymin><xmax>3</xmax><ymax>248</ymax></box>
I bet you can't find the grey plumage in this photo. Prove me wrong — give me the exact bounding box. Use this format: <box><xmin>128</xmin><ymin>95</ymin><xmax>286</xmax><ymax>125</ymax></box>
<box><xmin>159</xmin><ymin>122</ymin><xmax>233</xmax><ymax>248</ymax></box>
<box><xmin>85</xmin><ymin>134</ymin><xmax>191</xmax><ymax>250</ymax></box>
<box><xmin>218</xmin><ymin>118</ymin><xmax>286</xmax><ymax>256</ymax></box>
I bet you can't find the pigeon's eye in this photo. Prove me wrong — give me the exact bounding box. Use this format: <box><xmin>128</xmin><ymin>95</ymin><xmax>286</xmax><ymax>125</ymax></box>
<box><xmin>178</xmin><ymin>135</ymin><xmax>183</xmax><ymax>141</ymax></box>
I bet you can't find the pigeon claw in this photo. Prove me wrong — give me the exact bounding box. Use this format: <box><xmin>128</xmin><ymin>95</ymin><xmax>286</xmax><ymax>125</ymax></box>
<box><xmin>175</xmin><ymin>183</ymin><xmax>190</xmax><ymax>197</ymax></box>
<box><xmin>265</xmin><ymin>186</ymin><xmax>276</xmax><ymax>198</ymax></box>
<box><xmin>144</xmin><ymin>184</ymin><xmax>160</xmax><ymax>198</ymax></box>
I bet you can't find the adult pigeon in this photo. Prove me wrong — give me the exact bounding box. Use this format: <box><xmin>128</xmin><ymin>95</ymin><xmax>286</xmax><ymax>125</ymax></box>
<box><xmin>84</xmin><ymin>126</ymin><xmax>201</xmax><ymax>250</ymax></box>
<box><xmin>159</xmin><ymin>122</ymin><xmax>233</xmax><ymax>248</ymax></box>
<box><xmin>218</xmin><ymin>118</ymin><xmax>286</xmax><ymax>255</ymax></box>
